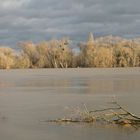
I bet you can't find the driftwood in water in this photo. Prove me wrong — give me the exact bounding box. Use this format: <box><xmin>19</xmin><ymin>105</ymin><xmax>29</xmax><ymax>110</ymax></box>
<box><xmin>47</xmin><ymin>102</ymin><xmax>140</xmax><ymax>128</ymax></box>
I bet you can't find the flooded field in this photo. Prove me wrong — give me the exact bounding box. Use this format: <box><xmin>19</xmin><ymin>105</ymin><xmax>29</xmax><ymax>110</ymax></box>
<box><xmin>0</xmin><ymin>68</ymin><xmax>140</xmax><ymax>140</ymax></box>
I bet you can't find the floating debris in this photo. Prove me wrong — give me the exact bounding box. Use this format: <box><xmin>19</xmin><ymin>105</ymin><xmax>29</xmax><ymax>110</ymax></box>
<box><xmin>46</xmin><ymin>102</ymin><xmax>140</xmax><ymax>129</ymax></box>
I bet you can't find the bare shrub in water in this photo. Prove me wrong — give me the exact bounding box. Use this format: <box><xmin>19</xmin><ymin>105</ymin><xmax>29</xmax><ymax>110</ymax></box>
<box><xmin>94</xmin><ymin>47</ymin><xmax>114</xmax><ymax>67</ymax></box>
<box><xmin>0</xmin><ymin>33</ymin><xmax>140</xmax><ymax>69</ymax></box>
<box><xmin>113</xmin><ymin>44</ymin><xmax>133</xmax><ymax>67</ymax></box>
<box><xmin>47</xmin><ymin>38</ymin><xmax>73</xmax><ymax>68</ymax></box>
<box><xmin>20</xmin><ymin>41</ymin><xmax>39</xmax><ymax>68</ymax></box>
<box><xmin>47</xmin><ymin>102</ymin><xmax>140</xmax><ymax>130</ymax></box>
<box><xmin>75</xmin><ymin>33</ymin><xmax>95</xmax><ymax>67</ymax></box>
<box><xmin>14</xmin><ymin>53</ymin><xmax>30</xmax><ymax>69</ymax></box>
<box><xmin>36</xmin><ymin>41</ymin><xmax>50</xmax><ymax>68</ymax></box>
<box><xmin>0</xmin><ymin>47</ymin><xmax>15</xmax><ymax>69</ymax></box>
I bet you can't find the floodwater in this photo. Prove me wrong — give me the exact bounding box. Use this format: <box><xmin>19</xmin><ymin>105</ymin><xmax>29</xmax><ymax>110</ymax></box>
<box><xmin>0</xmin><ymin>68</ymin><xmax>140</xmax><ymax>140</ymax></box>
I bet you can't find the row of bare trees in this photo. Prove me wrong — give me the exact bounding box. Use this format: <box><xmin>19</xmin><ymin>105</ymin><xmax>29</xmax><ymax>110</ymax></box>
<box><xmin>76</xmin><ymin>33</ymin><xmax>140</xmax><ymax>68</ymax></box>
<box><xmin>0</xmin><ymin>34</ymin><xmax>140</xmax><ymax>69</ymax></box>
<box><xmin>0</xmin><ymin>38</ymin><xmax>74</xmax><ymax>69</ymax></box>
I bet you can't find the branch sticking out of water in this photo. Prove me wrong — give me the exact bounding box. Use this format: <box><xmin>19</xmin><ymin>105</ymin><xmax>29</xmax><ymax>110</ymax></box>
<box><xmin>46</xmin><ymin>102</ymin><xmax>140</xmax><ymax>128</ymax></box>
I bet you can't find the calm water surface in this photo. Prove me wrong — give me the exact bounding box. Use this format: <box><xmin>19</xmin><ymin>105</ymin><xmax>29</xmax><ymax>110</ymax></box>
<box><xmin>0</xmin><ymin>68</ymin><xmax>140</xmax><ymax>140</ymax></box>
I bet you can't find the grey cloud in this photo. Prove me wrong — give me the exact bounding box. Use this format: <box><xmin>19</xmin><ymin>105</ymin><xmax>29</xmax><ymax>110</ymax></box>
<box><xmin>0</xmin><ymin>0</ymin><xmax>140</xmax><ymax>48</ymax></box>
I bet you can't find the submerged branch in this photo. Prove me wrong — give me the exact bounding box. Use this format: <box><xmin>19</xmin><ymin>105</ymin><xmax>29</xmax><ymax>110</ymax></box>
<box><xmin>115</xmin><ymin>103</ymin><xmax>140</xmax><ymax>120</ymax></box>
<box><xmin>46</xmin><ymin>102</ymin><xmax>140</xmax><ymax>128</ymax></box>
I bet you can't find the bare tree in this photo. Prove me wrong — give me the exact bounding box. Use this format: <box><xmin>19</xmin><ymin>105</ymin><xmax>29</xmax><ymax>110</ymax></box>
<box><xmin>0</xmin><ymin>47</ymin><xmax>15</xmax><ymax>69</ymax></box>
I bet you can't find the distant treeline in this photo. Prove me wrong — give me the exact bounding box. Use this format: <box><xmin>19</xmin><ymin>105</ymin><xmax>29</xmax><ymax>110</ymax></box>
<box><xmin>0</xmin><ymin>33</ymin><xmax>140</xmax><ymax>69</ymax></box>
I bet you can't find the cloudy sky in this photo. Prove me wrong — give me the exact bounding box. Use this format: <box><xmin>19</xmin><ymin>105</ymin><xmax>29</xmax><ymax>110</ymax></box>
<box><xmin>0</xmin><ymin>0</ymin><xmax>140</xmax><ymax>47</ymax></box>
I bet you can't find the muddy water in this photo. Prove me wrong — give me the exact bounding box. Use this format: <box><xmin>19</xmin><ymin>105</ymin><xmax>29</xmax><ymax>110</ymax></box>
<box><xmin>0</xmin><ymin>68</ymin><xmax>140</xmax><ymax>140</ymax></box>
